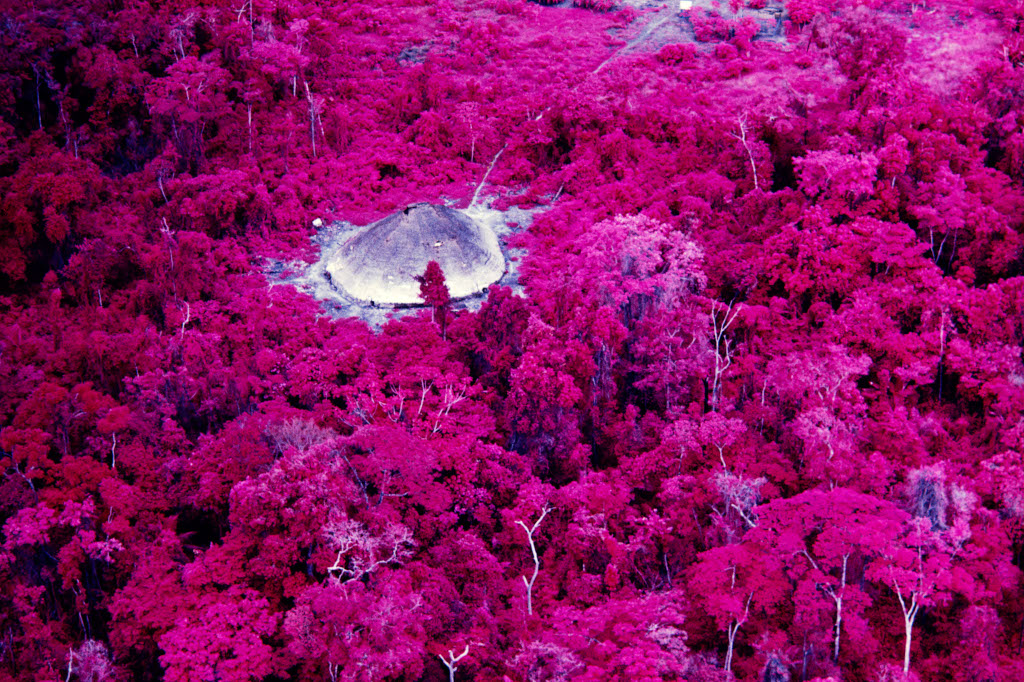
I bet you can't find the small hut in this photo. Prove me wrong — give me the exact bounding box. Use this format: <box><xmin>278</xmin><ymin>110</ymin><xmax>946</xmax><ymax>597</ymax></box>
<box><xmin>326</xmin><ymin>203</ymin><xmax>505</xmax><ymax>305</ymax></box>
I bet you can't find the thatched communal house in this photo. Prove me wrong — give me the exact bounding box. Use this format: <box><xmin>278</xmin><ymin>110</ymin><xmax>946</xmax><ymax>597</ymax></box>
<box><xmin>326</xmin><ymin>203</ymin><xmax>506</xmax><ymax>305</ymax></box>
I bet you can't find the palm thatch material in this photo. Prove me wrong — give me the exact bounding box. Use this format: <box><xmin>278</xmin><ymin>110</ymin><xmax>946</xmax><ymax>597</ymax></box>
<box><xmin>326</xmin><ymin>203</ymin><xmax>505</xmax><ymax>305</ymax></box>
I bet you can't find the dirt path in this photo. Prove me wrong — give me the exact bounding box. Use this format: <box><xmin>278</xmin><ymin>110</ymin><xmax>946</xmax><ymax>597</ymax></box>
<box><xmin>594</xmin><ymin>6</ymin><xmax>675</xmax><ymax>72</ymax></box>
<box><xmin>469</xmin><ymin>5</ymin><xmax>676</xmax><ymax>207</ymax></box>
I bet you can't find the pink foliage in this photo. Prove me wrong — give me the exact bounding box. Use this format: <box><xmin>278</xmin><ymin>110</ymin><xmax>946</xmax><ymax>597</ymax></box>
<box><xmin>1</xmin><ymin>0</ymin><xmax>1023</xmax><ymax>679</ymax></box>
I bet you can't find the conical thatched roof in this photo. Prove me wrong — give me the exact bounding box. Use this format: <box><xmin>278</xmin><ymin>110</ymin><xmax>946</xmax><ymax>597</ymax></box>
<box><xmin>326</xmin><ymin>203</ymin><xmax>505</xmax><ymax>305</ymax></box>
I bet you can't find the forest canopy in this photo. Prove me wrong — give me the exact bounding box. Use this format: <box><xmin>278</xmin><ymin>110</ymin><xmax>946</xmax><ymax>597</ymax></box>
<box><xmin>1</xmin><ymin>0</ymin><xmax>1023</xmax><ymax>680</ymax></box>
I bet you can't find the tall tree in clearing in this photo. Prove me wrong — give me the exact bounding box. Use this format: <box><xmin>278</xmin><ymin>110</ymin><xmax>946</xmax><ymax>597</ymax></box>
<box><xmin>1</xmin><ymin>0</ymin><xmax>1024</xmax><ymax>679</ymax></box>
<box><xmin>417</xmin><ymin>259</ymin><xmax>451</xmax><ymax>334</ymax></box>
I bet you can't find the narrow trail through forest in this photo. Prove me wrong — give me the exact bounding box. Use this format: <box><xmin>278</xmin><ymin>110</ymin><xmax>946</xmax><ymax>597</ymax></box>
<box><xmin>594</xmin><ymin>7</ymin><xmax>674</xmax><ymax>72</ymax></box>
<box><xmin>469</xmin><ymin>5</ymin><xmax>675</xmax><ymax>208</ymax></box>
<box><xmin>469</xmin><ymin>144</ymin><xmax>508</xmax><ymax>208</ymax></box>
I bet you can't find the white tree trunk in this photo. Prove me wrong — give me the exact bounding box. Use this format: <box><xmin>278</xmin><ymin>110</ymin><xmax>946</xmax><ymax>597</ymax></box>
<box><xmin>833</xmin><ymin>554</ymin><xmax>848</xmax><ymax>662</ymax></box>
<box><xmin>724</xmin><ymin>593</ymin><xmax>752</xmax><ymax>673</ymax></box>
<box><xmin>833</xmin><ymin>595</ymin><xmax>843</xmax><ymax>662</ymax></box>
<box><xmin>895</xmin><ymin>588</ymin><xmax>920</xmax><ymax>674</ymax></box>
<box><xmin>725</xmin><ymin>622</ymin><xmax>738</xmax><ymax>672</ymax></box>
<box><xmin>516</xmin><ymin>506</ymin><xmax>550</xmax><ymax>616</ymax></box>
<box><xmin>903</xmin><ymin>613</ymin><xmax>915</xmax><ymax>673</ymax></box>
